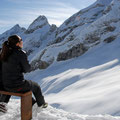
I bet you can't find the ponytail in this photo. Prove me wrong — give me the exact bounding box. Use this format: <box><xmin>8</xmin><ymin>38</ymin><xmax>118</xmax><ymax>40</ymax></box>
<box><xmin>0</xmin><ymin>41</ymin><xmax>13</xmax><ymax>61</ymax></box>
<box><xmin>0</xmin><ymin>35</ymin><xmax>20</xmax><ymax>62</ymax></box>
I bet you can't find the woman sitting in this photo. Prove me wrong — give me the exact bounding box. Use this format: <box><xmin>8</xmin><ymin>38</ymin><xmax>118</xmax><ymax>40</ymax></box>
<box><xmin>0</xmin><ymin>35</ymin><xmax>48</xmax><ymax>108</ymax></box>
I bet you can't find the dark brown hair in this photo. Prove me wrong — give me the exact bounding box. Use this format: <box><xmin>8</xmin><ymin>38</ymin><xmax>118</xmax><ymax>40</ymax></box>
<box><xmin>0</xmin><ymin>35</ymin><xmax>20</xmax><ymax>61</ymax></box>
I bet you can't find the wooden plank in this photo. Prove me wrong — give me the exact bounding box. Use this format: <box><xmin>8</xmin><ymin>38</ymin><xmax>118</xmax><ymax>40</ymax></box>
<box><xmin>21</xmin><ymin>91</ymin><xmax>32</xmax><ymax>97</ymax></box>
<box><xmin>21</xmin><ymin>92</ymin><xmax>32</xmax><ymax>120</ymax></box>
<box><xmin>0</xmin><ymin>91</ymin><xmax>32</xmax><ymax>97</ymax></box>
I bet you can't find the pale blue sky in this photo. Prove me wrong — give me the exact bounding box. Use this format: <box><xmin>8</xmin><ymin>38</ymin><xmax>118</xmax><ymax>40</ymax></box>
<box><xmin>0</xmin><ymin>0</ymin><xmax>96</xmax><ymax>34</ymax></box>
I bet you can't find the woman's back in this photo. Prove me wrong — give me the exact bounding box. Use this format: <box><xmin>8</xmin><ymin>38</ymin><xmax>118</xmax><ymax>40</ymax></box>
<box><xmin>2</xmin><ymin>47</ymin><xmax>30</xmax><ymax>88</ymax></box>
<box><xmin>0</xmin><ymin>54</ymin><xmax>3</xmax><ymax>89</ymax></box>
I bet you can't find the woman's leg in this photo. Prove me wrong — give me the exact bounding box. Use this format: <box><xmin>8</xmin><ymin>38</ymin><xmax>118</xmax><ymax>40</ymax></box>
<box><xmin>4</xmin><ymin>80</ymin><xmax>46</xmax><ymax>107</ymax></box>
<box><xmin>17</xmin><ymin>80</ymin><xmax>45</xmax><ymax>107</ymax></box>
<box><xmin>0</xmin><ymin>95</ymin><xmax>11</xmax><ymax>103</ymax></box>
<box><xmin>0</xmin><ymin>86</ymin><xmax>11</xmax><ymax>103</ymax></box>
<box><xmin>27</xmin><ymin>80</ymin><xmax>45</xmax><ymax>107</ymax></box>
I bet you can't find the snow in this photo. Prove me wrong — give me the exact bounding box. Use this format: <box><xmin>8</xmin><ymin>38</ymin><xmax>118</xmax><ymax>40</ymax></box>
<box><xmin>25</xmin><ymin>37</ymin><xmax>120</xmax><ymax>116</ymax></box>
<box><xmin>23</xmin><ymin>24</ymin><xmax>50</xmax><ymax>51</ymax></box>
<box><xmin>1</xmin><ymin>33</ymin><xmax>120</xmax><ymax>120</ymax></box>
<box><xmin>1</xmin><ymin>0</ymin><xmax>120</xmax><ymax>119</ymax></box>
<box><xmin>0</xmin><ymin>99</ymin><xmax>120</xmax><ymax>120</ymax></box>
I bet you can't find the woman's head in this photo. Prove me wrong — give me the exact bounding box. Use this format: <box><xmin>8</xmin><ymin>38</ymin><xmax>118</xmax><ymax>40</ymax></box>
<box><xmin>0</xmin><ymin>35</ymin><xmax>23</xmax><ymax>61</ymax></box>
<box><xmin>8</xmin><ymin>35</ymin><xmax>23</xmax><ymax>48</ymax></box>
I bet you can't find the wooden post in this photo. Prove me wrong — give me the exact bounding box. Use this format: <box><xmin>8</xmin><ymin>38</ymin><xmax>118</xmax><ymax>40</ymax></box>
<box><xmin>0</xmin><ymin>90</ymin><xmax>32</xmax><ymax>120</ymax></box>
<box><xmin>21</xmin><ymin>91</ymin><xmax>32</xmax><ymax>120</ymax></box>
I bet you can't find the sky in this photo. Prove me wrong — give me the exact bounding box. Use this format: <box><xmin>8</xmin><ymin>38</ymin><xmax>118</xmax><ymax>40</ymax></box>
<box><xmin>0</xmin><ymin>0</ymin><xmax>96</xmax><ymax>34</ymax></box>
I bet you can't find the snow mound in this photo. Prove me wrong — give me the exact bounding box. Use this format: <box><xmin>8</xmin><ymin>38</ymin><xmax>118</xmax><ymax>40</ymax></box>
<box><xmin>0</xmin><ymin>99</ymin><xmax>120</xmax><ymax>120</ymax></box>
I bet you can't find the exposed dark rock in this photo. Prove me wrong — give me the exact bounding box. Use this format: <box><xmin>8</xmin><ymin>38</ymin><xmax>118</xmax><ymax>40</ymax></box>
<box><xmin>57</xmin><ymin>44</ymin><xmax>88</xmax><ymax>61</ymax></box>
<box><xmin>103</xmin><ymin>2</ymin><xmax>114</xmax><ymax>14</ymax></box>
<box><xmin>49</xmin><ymin>24</ymin><xmax>57</xmax><ymax>33</ymax></box>
<box><xmin>84</xmin><ymin>32</ymin><xmax>100</xmax><ymax>44</ymax></box>
<box><xmin>104</xmin><ymin>26</ymin><xmax>116</xmax><ymax>32</ymax></box>
<box><xmin>93</xmin><ymin>10</ymin><xmax>104</xmax><ymax>17</ymax></box>
<box><xmin>51</xmin><ymin>26</ymin><xmax>77</xmax><ymax>45</ymax></box>
<box><xmin>66</xmin><ymin>33</ymin><xmax>75</xmax><ymax>42</ymax></box>
<box><xmin>53</xmin><ymin>37</ymin><xmax>63</xmax><ymax>44</ymax></box>
<box><xmin>30</xmin><ymin>60</ymin><xmax>50</xmax><ymax>70</ymax></box>
<box><xmin>104</xmin><ymin>36</ymin><xmax>116</xmax><ymax>43</ymax></box>
<box><xmin>30</xmin><ymin>49</ymin><xmax>55</xmax><ymax>70</ymax></box>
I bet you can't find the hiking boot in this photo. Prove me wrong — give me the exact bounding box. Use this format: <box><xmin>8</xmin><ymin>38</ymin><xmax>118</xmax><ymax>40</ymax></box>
<box><xmin>37</xmin><ymin>103</ymin><xmax>48</xmax><ymax>113</ymax></box>
<box><xmin>39</xmin><ymin>103</ymin><xmax>48</xmax><ymax>108</ymax></box>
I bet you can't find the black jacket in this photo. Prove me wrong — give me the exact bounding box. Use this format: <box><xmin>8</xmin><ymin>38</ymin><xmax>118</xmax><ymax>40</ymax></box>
<box><xmin>0</xmin><ymin>59</ymin><xmax>3</xmax><ymax>89</ymax></box>
<box><xmin>0</xmin><ymin>48</ymin><xmax>3</xmax><ymax>89</ymax></box>
<box><xmin>2</xmin><ymin>47</ymin><xmax>31</xmax><ymax>88</ymax></box>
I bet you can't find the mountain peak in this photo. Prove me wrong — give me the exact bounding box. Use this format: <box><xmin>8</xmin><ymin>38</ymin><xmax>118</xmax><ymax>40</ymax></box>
<box><xmin>11</xmin><ymin>24</ymin><xmax>21</xmax><ymax>30</ymax></box>
<box><xmin>26</xmin><ymin>15</ymin><xmax>50</xmax><ymax>33</ymax></box>
<box><xmin>36</xmin><ymin>15</ymin><xmax>48</xmax><ymax>21</ymax></box>
<box><xmin>6</xmin><ymin>24</ymin><xmax>25</xmax><ymax>34</ymax></box>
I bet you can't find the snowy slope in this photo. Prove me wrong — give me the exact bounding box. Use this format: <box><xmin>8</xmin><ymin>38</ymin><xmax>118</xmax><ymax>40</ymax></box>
<box><xmin>25</xmin><ymin>36</ymin><xmax>120</xmax><ymax>116</ymax></box>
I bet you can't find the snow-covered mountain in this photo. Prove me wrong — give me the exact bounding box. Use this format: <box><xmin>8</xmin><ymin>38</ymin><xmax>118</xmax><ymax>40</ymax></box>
<box><xmin>0</xmin><ymin>24</ymin><xmax>26</xmax><ymax>47</ymax></box>
<box><xmin>22</xmin><ymin>15</ymin><xmax>57</xmax><ymax>59</ymax></box>
<box><xmin>1</xmin><ymin>0</ymin><xmax>120</xmax><ymax>119</ymax></box>
<box><xmin>0</xmin><ymin>0</ymin><xmax>117</xmax><ymax>70</ymax></box>
<box><xmin>29</xmin><ymin>0</ymin><xmax>119</xmax><ymax>70</ymax></box>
